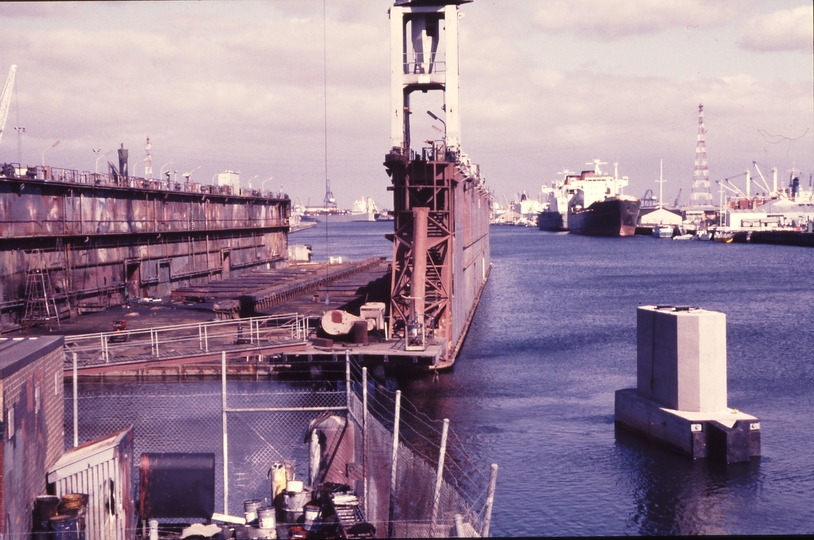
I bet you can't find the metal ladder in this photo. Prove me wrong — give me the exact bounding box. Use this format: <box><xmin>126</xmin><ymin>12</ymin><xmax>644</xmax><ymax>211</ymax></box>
<box><xmin>22</xmin><ymin>250</ymin><xmax>61</xmax><ymax>329</ymax></box>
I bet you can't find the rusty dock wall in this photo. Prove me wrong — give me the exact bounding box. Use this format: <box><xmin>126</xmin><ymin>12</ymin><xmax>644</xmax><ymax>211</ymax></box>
<box><xmin>0</xmin><ymin>164</ymin><xmax>290</xmax><ymax>329</ymax></box>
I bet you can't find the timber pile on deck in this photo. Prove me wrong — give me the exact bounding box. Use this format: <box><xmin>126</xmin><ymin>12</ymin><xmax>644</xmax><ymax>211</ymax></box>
<box><xmin>170</xmin><ymin>257</ymin><xmax>388</xmax><ymax>317</ymax></box>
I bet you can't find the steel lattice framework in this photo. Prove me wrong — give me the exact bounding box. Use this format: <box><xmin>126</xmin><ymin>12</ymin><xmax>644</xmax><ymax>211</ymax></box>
<box><xmin>690</xmin><ymin>103</ymin><xmax>714</xmax><ymax>207</ymax></box>
<box><xmin>387</xmin><ymin>152</ymin><xmax>455</xmax><ymax>350</ymax></box>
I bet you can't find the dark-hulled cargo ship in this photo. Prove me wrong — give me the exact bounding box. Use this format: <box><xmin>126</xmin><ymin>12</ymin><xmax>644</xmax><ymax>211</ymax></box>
<box><xmin>385</xmin><ymin>0</ymin><xmax>490</xmax><ymax>369</ymax></box>
<box><xmin>568</xmin><ymin>197</ymin><xmax>642</xmax><ymax>236</ymax></box>
<box><xmin>539</xmin><ymin>159</ymin><xmax>641</xmax><ymax>236</ymax></box>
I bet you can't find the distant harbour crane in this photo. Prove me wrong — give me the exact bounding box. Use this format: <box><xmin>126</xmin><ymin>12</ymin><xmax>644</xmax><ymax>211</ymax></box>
<box><xmin>0</xmin><ymin>64</ymin><xmax>18</xmax><ymax>147</ymax></box>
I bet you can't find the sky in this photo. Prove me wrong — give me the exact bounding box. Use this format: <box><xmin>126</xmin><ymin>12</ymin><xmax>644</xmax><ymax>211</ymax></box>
<box><xmin>0</xmin><ymin>0</ymin><xmax>811</xmax><ymax>209</ymax></box>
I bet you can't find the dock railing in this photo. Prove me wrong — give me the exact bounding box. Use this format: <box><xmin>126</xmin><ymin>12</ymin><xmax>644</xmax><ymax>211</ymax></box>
<box><xmin>63</xmin><ymin>312</ymin><xmax>309</xmax><ymax>370</ymax></box>
<box><xmin>65</xmin><ymin>353</ymin><xmax>497</xmax><ymax>538</ymax></box>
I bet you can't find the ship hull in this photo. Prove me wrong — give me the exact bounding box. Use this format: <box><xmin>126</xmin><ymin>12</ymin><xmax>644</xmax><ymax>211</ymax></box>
<box><xmin>305</xmin><ymin>212</ymin><xmax>377</xmax><ymax>223</ymax></box>
<box><xmin>537</xmin><ymin>210</ymin><xmax>566</xmax><ymax>231</ymax></box>
<box><xmin>568</xmin><ymin>199</ymin><xmax>642</xmax><ymax>237</ymax></box>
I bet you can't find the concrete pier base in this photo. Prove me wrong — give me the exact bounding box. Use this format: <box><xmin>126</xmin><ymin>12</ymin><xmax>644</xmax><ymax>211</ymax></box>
<box><xmin>615</xmin><ymin>305</ymin><xmax>761</xmax><ymax>463</ymax></box>
<box><xmin>615</xmin><ymin>388</ymin><xmax>760</xmax><ymax>461</ymax></box>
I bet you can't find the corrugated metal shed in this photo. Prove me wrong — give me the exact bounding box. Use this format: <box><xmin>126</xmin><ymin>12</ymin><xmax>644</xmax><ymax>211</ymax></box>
<box><xmin>47</xmin><ymin>427</ymin><xmax>135</xmax><ymax>540</ymax></box>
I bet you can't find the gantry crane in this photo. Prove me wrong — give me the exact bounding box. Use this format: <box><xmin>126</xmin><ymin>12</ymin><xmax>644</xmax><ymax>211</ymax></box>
<box><xmin>0</xmin><ymin>64</ymin><xmax>17</xmax><ymax>147</ymax></box>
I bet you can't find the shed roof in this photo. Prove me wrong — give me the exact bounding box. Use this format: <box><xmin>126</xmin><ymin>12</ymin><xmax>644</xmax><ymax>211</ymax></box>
<box><xmin>729</xmin><ymin>199</ymin><xmax>814</xmax><ymax>215</ymax></box>
<box><xmin>0</xmin><ymin>336</ymin><xmax>63</xmax><ymax>379</ymax></box>
<box><xmin>639</xmin><ymin>207</ymin><xmax>683</xmax><ymax>226</ymax></box>
<box><xmin>47</xmin><ymin>427</ymin><xmax>133</xmax><ymax>483</ymax></box>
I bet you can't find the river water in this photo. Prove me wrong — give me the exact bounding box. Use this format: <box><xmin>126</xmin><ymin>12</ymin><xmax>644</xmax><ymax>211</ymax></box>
<box><xmin>395</xmin><ymin>224</ymin><xmax>814</xmax><ymax>536</ymax></box>
<box><xmin>78</xmin><ymin>222</ymin><xmax>814</xmax><ymax>536</ymax></box>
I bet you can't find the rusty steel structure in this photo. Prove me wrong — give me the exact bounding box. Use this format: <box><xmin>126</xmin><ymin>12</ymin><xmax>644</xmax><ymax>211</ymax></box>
<box><xmin>0</xmin><ymin>160</ymin><xmax>290</xmax><ymax>330</ymax></box>
<box><xmin>385</xmin><ymin>0</ymin><xmax>491</xmax><ymax>367</ymax></box>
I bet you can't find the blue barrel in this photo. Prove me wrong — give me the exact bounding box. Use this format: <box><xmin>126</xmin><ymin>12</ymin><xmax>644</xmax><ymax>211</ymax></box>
<box><xmin>33</xmin><ymin>495</ymin><xmax>60</xmax><ymax>539</ymax></box>
<box><xmin>49</xmin><ymin>514</ymin><xmax>80</xmax><ymax>540</ymax></box>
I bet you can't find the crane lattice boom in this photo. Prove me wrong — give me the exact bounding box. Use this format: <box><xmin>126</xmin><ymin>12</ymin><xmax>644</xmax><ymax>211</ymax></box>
<box><xmin>0</xmin><ymin>65</ymin><xmax>17</xmax><ymax>147</ymax></box>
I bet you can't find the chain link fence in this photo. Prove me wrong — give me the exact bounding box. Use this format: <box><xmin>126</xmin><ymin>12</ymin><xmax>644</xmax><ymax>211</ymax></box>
<box><xmin>66</xmin><ymin>353</ymin><xmax>496</xmax><ymax>537</ymax></box>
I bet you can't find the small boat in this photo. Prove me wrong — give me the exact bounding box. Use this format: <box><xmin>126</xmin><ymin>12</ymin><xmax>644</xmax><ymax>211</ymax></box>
<box><xmin>652</xmin><ymin>223</ymin><xmax>674</xmax><ymax>238</ymax></box>
<box><xmin>673</xmin><ymin>234</ymin><xmax>693</xmax><ymax>241</ymax></box>
<box><xmin>714</xmin><ymin>232</ymin><xmax>734</xmax><ymax>243</ymax></box>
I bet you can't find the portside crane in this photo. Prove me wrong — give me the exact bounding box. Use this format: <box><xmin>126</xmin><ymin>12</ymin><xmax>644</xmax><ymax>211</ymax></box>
<box><xmin>0</xmin><ymin>64</ymin><xmax>17</xmax><ymax>147</ymax></box>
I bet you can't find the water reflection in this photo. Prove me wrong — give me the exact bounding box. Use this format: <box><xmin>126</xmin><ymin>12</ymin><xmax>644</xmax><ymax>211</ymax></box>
<box><xmin>615</xmin><ymin>427</ymin><xmax>761</xmax><ymax>535</ymax></box>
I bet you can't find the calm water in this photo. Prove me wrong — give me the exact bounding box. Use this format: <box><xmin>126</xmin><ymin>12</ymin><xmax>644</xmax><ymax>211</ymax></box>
<box><xmin>398</xmin><ymin>225</ymin><xmax>814</xmax><ymax>536</ymax></box>
<box><xmin>79</xmin><ymin>222</ymin><xmax>814</xmax><ymax>536</ymax></box>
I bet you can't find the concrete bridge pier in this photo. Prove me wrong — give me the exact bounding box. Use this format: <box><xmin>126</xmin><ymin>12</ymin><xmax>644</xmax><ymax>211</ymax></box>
<box><xmin>615</xmin><ymin>305</ymin><xmax>760</xmax><ymax>462</ymax></box>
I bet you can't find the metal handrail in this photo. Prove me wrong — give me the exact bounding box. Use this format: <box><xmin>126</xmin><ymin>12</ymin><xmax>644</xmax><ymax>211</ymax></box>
<box><xmin>63</xmin><ymin>312</ymin><xmax>310</xmax><ymax>367</ymax></box>
<box><xmin>1</xmin><ymin>163</ymin><xmax>288</xmax><ymax>200</ymax></box>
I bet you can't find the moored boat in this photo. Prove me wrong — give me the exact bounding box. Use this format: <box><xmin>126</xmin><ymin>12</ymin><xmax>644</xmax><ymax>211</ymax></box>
<box><xmin>540</xmin><ymin>159</ymin><xmax>641</xmax><ymax>236</ymax></box>
<box><xmin>652</xmin><ymin>223</ymin><xmax>675</xmax><ymax>238</ymax></box>
<box><xmin>568</xmin><ymin>196</ymin><xmax>642</xmax><ymax>236</ymax></box>
<box><xmin>304</xmin><ymin>197</ymin><xmax>380</xmax><ymax>222</ymax></box>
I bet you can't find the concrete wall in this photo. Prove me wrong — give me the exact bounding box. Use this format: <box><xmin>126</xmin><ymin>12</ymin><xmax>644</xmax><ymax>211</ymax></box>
<box><xmin>636</xmin><ymin>306</ymin><xmax>727</xmax><ymax>413</ymax></box>
<box><xmin>0</xmin><ymin>336</ymin><xmax>65</xmax><ymax>536</ymax></box>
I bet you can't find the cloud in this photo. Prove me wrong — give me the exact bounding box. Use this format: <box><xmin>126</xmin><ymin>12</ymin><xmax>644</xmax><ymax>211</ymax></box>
<box><xmin>531</xmin><ymin>0</ymin><xmax>744</xmax><ymax>41</ymax></box>
<box><xmin>0</xmin><ymin>0</ymin><xmax>809</xmax><ymax>209</ymax></box>
<box><xmin>0</xmin><ymin>2</ymin><xmax>72</xmax><ymax>18</ymax></box>
<box><xmin>738</xmin><ymin>5</ymin><xmax>813</xmax><ymax>53</ymax></box>
<box><xmin>461</xmin><ymin>61</ymin><xmax>812</xmax><ymax>199</ymax></box>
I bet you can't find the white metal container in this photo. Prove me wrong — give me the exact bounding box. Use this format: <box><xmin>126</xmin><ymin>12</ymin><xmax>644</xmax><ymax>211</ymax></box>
<box><xmin>258</xmin><ymin>506</ymin><xmax>276</xmax><ymax>529</ymax></box>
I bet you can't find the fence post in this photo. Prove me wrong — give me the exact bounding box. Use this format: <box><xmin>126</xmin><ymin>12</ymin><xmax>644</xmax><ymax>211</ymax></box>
<box><xmin>481</xmin><ymin>463</ymin><xmax>499</xmax><ymax>538</ymax></box>
<box><xmin>388</xmin><ymin>390</ymin><xmax>402</xmax><ymax>538</ymax></box>
<box><xmin>221</xmin><ymin>351</ymin><xmax>229</xmax><ymax>514</ymax></box>
<box><xmin>362</xmin><ymin>366</ymin><xmax>368</xmax><ymax>519</ymax></box>
<box><xmin>429</xmin><ymin>418</ymin><xmax>449</xmax><ymax>538</ymax></box>
<box><xmin>72</xmin><ymin>352</ymin><xmax>79</xmax><ymax>447</ymax></box>
<box><xmin>454</xmin><ymin>514</ymin><xmax>466</xmax><ymax>538</ymax></box>
<box><xmin>345</xmin><ymin>352</ymin><xmax>351</xmax><ymax>409</ymax></box>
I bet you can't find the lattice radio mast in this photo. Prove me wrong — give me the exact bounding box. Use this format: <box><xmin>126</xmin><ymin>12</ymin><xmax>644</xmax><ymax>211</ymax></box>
<box><xmin>144</xmin><ymin>136</ymin><xmax>153</xmax><ymax>179</ymax></box>
<box><xmin>690</xmin><ymin>103</ymin><xmax>713</xmax><ymax>207</ymax></box>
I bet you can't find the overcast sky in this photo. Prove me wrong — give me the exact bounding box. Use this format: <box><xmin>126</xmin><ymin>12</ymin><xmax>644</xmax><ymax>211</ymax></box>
<box><xmin>1</xmin><ymin>0</ymin><xmax>811</xmax><ymax>209</ymax></box>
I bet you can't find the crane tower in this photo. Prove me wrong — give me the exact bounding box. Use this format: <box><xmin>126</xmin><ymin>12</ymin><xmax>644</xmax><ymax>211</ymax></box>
<box><xmin>0</xmin><ymin>65</ymin><xmax>18</xmax><ymax>147</ymax></box>
<box><xmin>690</xmin><ymin>103</ymin><xmax>714</xmax><ymax>207</ymax></box>
<box><xmin>388</xmin><ymin>0</ymin><xmax>467</xmax><ymax>156</ymax></box>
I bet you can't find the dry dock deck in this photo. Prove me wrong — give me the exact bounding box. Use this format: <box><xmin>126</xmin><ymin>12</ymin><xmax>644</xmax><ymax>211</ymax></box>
<box><xmin>28</xmin><ymin>257</ymin><xmax>453</xmax><ymax>374</ymax></box>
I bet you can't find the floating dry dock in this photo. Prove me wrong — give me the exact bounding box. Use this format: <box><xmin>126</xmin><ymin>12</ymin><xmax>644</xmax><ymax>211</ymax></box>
<box><xmin>615</xmin><ymin>305</ymin><xmax>760</xmax><ymax>463</ymax></box>
<box><xmin>0</xmin><ymin>159</ymin><xmax>290</xmax><ymax>332</ymax></box>
<box><xmin>5</xmin><ymin>0</ymin><xmax>492</xmax><ymax>374</ymax></box>
<box><xmin>384</xmin><ymin>0</ymin><xmax>491</xmax><ymax>367</ymax></box>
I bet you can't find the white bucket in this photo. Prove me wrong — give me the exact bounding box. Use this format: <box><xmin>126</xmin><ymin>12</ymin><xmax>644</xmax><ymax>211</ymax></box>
<box><xmin>286</xmin><ymin>480</ymin><xmax>303</xmax><ymax>493</ymax></box>
<box><xmin>244</xmin><ymin>499</ymin><xmax>262</xmax><ymax>523</ymax></box>
<box><xmin>283</xmin><ymin>487</ymin><xmax>311</xmax><ymax>523</ymax></box>
<box><xmin>258</xmin><ymin>507</ymin><xmax>276</xmax><ymax>529</ymax></box>
<box><xmin>303</xmin><ymin>503</ymin><xmax>321</xmax><ymax>531</ymax></box>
